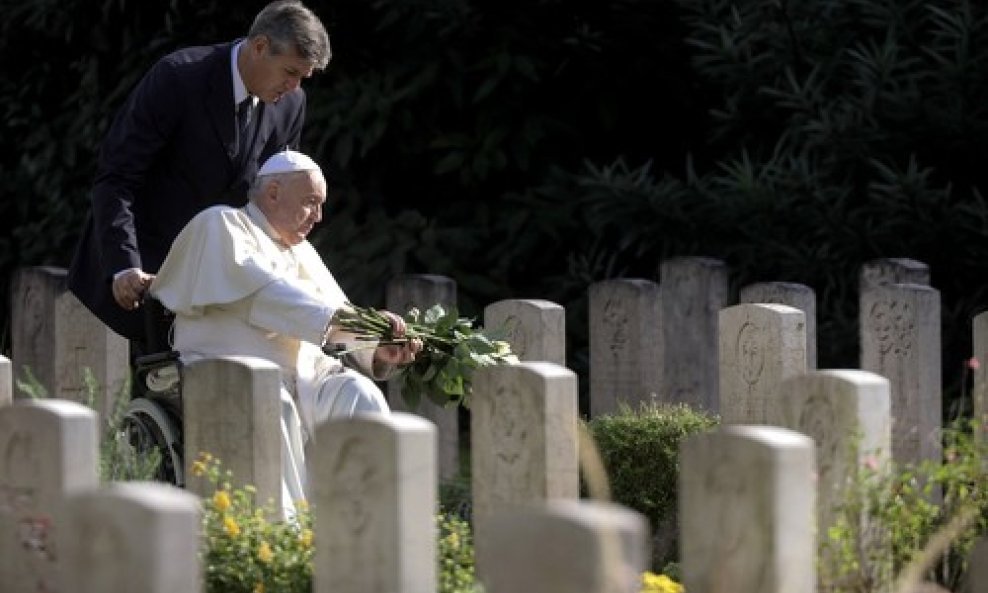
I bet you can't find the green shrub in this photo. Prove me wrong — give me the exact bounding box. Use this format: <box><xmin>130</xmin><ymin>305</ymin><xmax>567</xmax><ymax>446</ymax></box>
<box><xmin>588</xmin><ymin>401</ymin><xmax>719</xmax><ymax>570</ymax></box>
<box><xmin>437</xmin><ymin>510</ymin><xmax>478</xmax><ymax>593</ymax></box>
<box><xmin>17</xmin><ymin>366</ymin><xmax>160</xmax><ymax>482</ymax></box>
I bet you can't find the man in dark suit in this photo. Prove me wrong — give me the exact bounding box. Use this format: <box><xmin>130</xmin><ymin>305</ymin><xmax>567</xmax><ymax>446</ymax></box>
<box><xmin>68</xmin><ymin>0</ymin><xmax>330</xmax><ymax>355</ymax></box>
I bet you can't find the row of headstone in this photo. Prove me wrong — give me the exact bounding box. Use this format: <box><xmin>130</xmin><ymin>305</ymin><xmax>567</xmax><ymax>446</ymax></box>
<box><xmin>0</xmin><ymin>357</ymin><xmax>651</xmax><ymax>593</ymax></box>
<box><xmin>7</xmin><ymin>270</ymin><xmax>984</xmax><ymax>588</ymax></box>
<box><xmin>584</xmin><ymin>258</ymin><xmax>941</xmax><ymax>469</ymax></box>
<box><xmin>8</xmin><ymin>367</ymin><xmax>988</xmax><ymax>593</ymax></box>
<box><xmin>587</xmin><ymin>258</ymin><xmax>818</xmax><ymax>417</ymax></box>
<box><xmin>175</xmin><ymin>354</ymin><xmax>908</xmax><ymax>593</ymax></box>
<box><xmin>6</xmin><ymin>260</ymin><xmax>946</xmax><ymax>467</ymax></box>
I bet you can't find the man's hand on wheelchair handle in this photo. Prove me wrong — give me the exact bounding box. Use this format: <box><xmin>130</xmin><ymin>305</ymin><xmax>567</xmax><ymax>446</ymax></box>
<box><xmin>112</xmin><ymin>267</ymin><xmax>155</xmax><ymax>311</ymax></box>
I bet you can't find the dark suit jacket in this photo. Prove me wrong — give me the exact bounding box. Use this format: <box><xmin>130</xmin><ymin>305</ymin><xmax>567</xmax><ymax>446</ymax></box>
<box><xmin>68</xmin><ymin>40</ymin><xmax>306</xmax><ymax>340</ymax></box>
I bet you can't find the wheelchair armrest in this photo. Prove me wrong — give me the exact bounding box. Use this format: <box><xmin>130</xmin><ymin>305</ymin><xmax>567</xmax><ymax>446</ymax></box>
<box><xmin>135</xmin><ymin>350</ymin><xmax>181</xmax><ymax>369</ymax></box>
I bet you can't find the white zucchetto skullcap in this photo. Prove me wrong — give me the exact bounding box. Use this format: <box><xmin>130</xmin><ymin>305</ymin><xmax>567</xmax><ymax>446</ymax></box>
<box><xmin>257</xmin><ymin>149</ymin><xmax>321</xmax><ymax>177</ymax></box>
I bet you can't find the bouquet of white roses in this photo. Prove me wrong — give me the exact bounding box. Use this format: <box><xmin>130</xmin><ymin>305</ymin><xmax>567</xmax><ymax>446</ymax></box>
<box><xmin>327</xmin><ymin>303</ymin><xmax>518</xmax><ymax>409</ymax></box>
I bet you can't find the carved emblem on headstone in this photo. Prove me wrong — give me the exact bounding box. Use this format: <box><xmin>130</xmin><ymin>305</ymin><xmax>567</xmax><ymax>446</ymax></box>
<box><xmin>602</xmin><ymin>298</ymin><xmax>629</xmax><ymax>357</ymax></box>
<box><xmin>868</xmin><ymin>299</ymin><xmax>914</xmax><ymax>358</ymax></box>
<box><xmin>736</xmin><ymin>322</ymin><xmax>765</xmax><ymax>387</ymax></box>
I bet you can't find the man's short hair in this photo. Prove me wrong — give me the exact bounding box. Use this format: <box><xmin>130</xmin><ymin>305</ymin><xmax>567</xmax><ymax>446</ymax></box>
<box><xmin>250</xmin><ymin>0</ymin><xmax>331</xmax><ymax>69</ymax></box>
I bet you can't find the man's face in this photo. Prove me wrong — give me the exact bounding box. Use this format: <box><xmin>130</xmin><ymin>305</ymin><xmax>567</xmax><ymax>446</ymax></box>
<box><xmin>264</xmin><ymin>171</ymin><xmax>326</xmax><ymax>246</ymax></box>
<box><xmin>244</xmin><ymin>35</ymin><xmax>315</xmax><ymax>104</ymax></box>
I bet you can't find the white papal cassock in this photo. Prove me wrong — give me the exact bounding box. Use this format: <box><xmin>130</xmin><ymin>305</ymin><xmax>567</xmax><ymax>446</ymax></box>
<box><xmin>150</xmin><ymin>202</ymin><xmax>392</xmax><ymax>518</ymax></box>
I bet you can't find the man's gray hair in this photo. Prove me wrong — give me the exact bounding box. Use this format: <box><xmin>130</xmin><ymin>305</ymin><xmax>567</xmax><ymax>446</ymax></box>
<box><xmin>248</xmin><ymin>171</ymin><xmax>307</xmax><ymax>202</ymax></box>
<box><xmin>249</xmin><ymin>0</ymin><xmax>331</xmax><ymax>70</ymax></box>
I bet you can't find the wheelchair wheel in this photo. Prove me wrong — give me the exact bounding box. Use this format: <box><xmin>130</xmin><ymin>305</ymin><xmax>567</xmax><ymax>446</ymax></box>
<box><xmin>122</xmin><ymin>398</ymin><xmax>185</xmax><ymax>487</ymax></box>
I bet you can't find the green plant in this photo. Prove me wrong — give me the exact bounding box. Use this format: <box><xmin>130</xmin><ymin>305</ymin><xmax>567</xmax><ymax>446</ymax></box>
<box><xmin>16</xmin><ymin>365</ymin><xmax>160</xmax><ymax>482</ymax></box>
<box><xmin>438</xmin><ymin>510</ymin><xmax>480</xmax><ymax>593</ymax></box>
<box><xmin>193</xmin><ymin>453</ymin><xmax>313</xmax><ymax>593</ymax></box>
<box><xmin>90</xmin><ymin>371</ymin><xmax>161</xmax><ymax>482</ymax></box>
<box><xmin>820</xmin><ymin>419</ymin><xmax>988</xmax><ymax>593</ymax></box>
<box><xmin>588</xmin><ymin>401</ymin><xmax>719</xmax><ymax>570</ymax></box>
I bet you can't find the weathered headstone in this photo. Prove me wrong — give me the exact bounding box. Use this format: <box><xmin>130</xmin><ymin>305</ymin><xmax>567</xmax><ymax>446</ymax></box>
<box><xmin>859</xmin><ymin>258</ymin><xmax>930</xmax><ymax>293</ymax></box>
<box><xmin>659</xmin><ymin>257</ymin><xmax>729</xmax><ymax>412</ymax></box>
<box><xmin>740</xmin><ymin>281</ymin><xmax>817</xmax><ymax>369</ymax></box>
<box><xmin>860</xmin><ymin>283</ymin><xmax>941</xmax><ymax>466</ymax></box>
<box><xmin>777</xmin><ymin>370</ymin><xmax>891</xmax><ymax>566</ymax></box>
<box><xmin>589</xmin><ymin>279</ymin><xmax>661</xmax><ymax>417</ymax></box>
<box><xmin>10</xmin><ymin>266</ymin><xmax>129</xmax><ymax>420</ymax></box>
<box><xmin>312</xmin><ymin>412</ymin><xmax>436</xmax><ymax>593</ymax></box>
<box><xmin>484</xmin><ymin>298</ymin><xmax>565</xmax><ymax>365</ymax></box>
<box><xmin>58</xmin><ymin>482</ymin><xmax>201</xmax><ymax>593</ymax></box>
<box><xmin>719</xmin><ymin>304</ymin><xmax>807</xmax><ymax>425</ymax></box>
<box><xmin>182</xmin><ymin>356</ymin><xmax>282</xmax><ymax>509</ymax></box>
<box><xmin>0</xmin><ymin>399</ymin><xmax>99</xmax><ymax>593</ymax></box>
<box><xmin>386</xmin><ymin>273</ymin><xmax>460</xmax><ymax>481</ymax></box>
<box><xmin>680</xmin><ymin>425</ymin><xmax>816</xmax><ymax>593</ymax></box>
<box><xmin>478</xmin><ymin>500</ymin><xmax>649</xmax><ymax>593</ymax></box>
<box><xmin>973</xmin><ymin>312</ymin><xmax>988</xmax><ymax>431</ymax></box>
<box><xmin>471</xmin><ymin>361</ymin><xmax>580</xmax><ymax>579</ymax></box>
<box><xmin>0</xmin><ymin>355</ymin><xmax>11</xmax><ymax>407</ymax></box>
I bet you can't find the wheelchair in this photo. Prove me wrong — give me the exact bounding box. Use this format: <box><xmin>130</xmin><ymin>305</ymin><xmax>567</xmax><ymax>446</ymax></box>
<box><xmin>120</xmin><ymin>299</ymin><xmax>186</xmax><ymax>487</ymax></box>
<box><xmin>118</xmin><ymin>298</ymin><xmax>361</xmax><ymax>487</ymax></box>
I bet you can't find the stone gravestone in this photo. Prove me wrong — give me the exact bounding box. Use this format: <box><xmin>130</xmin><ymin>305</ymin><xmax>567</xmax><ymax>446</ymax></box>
<box><xmin>312</xmin><ymin>412</ymin><xmax>436</xmax><ymax>593</ymax></box>
<box><xmin>860</xmin><ymin>283</ymin><xmax>941</xmax><ymax>466</ymax></box>
<box><xmin>471</xmin><ymin>361</ymin><xmax>579</xmax><ymax>582</ymax></box>
<box><xmin>719</xmin><ymin>304</ymin><xmax>807</xmax><ymax>425</ymax></box>
<box><xmin>589</xmin><ymin>279</ymin><xmax>661</xmax><ymax>417</ymax></box>
<box><xmin>484</xmin><ymin>299</ymin><xmax>565</xmax><ymax>365</ymax></box>
<box><xmin>659</xmin><ymin>257</ymin><xmax>729</xmax><ymax>412</ymax></box>
<box><xmin>58</xmin><ymin>482</ymin><xmax>201</xmax><ymax>593</ymax></box>
<box><xmin>0</xmin><ymin>399</ymin><xmax>99</xmax><ymax>593</ymax></box>
<box><xmin>10</xmin><ymin>266</ymin><xmax>129</xmax><ymax>420</ymax></box>
<box><xmin>386</xmin><ymin>273</ymin><xmax>460</xmax><ymax>481</ymax></box>
<box><xmin>182</xmin><ymin>356</ymin><xmax>282</xmax><ymax>511</ymax></box>
<box><xmin>680</xmin><ymin>425</ymin><xmax>816</xmax><ymax>593</ymax></box>
<box><xmin>859</xmin><ymin>258</ymin><xmax>930</xmax><ymax>293</ymax></box>
<box><xmin>0</xmin><ymin>355</ymin><xmax>11</xmax><ymax>407</ymax></box>
<box><xmin>478</xmin><ymin>500</ymin><xmax>649</xmax><ymax>593</ymax></box>
<box><xmin>973</xmin><ymin>312</ymin><xmax>988</xmax><ymax>431</ymax></box>
<box><xmin>740</xmin><ymin>281</ymin><xmax>817</xmax><ymax>369</ymax></box>
<box><xmin>777</xmin><ymin>370</ymin><xmax>892</xmax><ymax>578</ymax></box>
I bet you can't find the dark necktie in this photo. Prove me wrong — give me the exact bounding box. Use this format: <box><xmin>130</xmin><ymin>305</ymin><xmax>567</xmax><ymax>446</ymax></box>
<box><xmin>236</xmin><ymin>97</ymin><xmax>254</xmax><ymax>157</ymax></box>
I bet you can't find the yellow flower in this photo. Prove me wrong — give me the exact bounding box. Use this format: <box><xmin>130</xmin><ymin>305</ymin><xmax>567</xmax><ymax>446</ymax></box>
<box><xmin>641</xmin><ymin>571</ymin><xmax>684</xmax><ymax>593</ymax></box>
<box><xmin>295</xmin><ymin>499</ymin><xmax>309</xmax><ymax>512</ymax></box>
<box><xmin>223</xmin><ymin>515</ymin><xmax>241</xmax><ymax>537</ymax></box>
<box><xmin>299</xmin><ymin>529</ymin><xmax>313</xmax><ymax>548</ymax></box>
<box><xmin>253</xmin><ymin>583</ymin><xmax>264</xmax><ymax>593</ymax></box>
<box><xmin>257</xmin><ymin>541</ymin><xmax>274</xmax><ymax>563</ymax></box>
<box><xmin>191</xmin><ymin>460</ymin><xmax>207</xmax><ymax>477</ymax></box>
<box><xmin>212</xmin><ymin>491</ymin><xmax>231</xmax><ymax>512</ymax></box>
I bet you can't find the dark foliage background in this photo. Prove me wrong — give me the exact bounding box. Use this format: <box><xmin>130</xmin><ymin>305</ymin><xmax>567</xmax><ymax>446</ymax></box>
<box><xmin>3</xmin><ymin>0</ymin><xmax>987</xmax><ymax>415</ymax></box>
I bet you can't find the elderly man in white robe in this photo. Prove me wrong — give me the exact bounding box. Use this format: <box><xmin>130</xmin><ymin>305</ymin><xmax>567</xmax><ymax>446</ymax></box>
<box><xmin>149</xmin><ymin>149</ymin><xmax>421</xmax><ymax>517</ymax></box>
